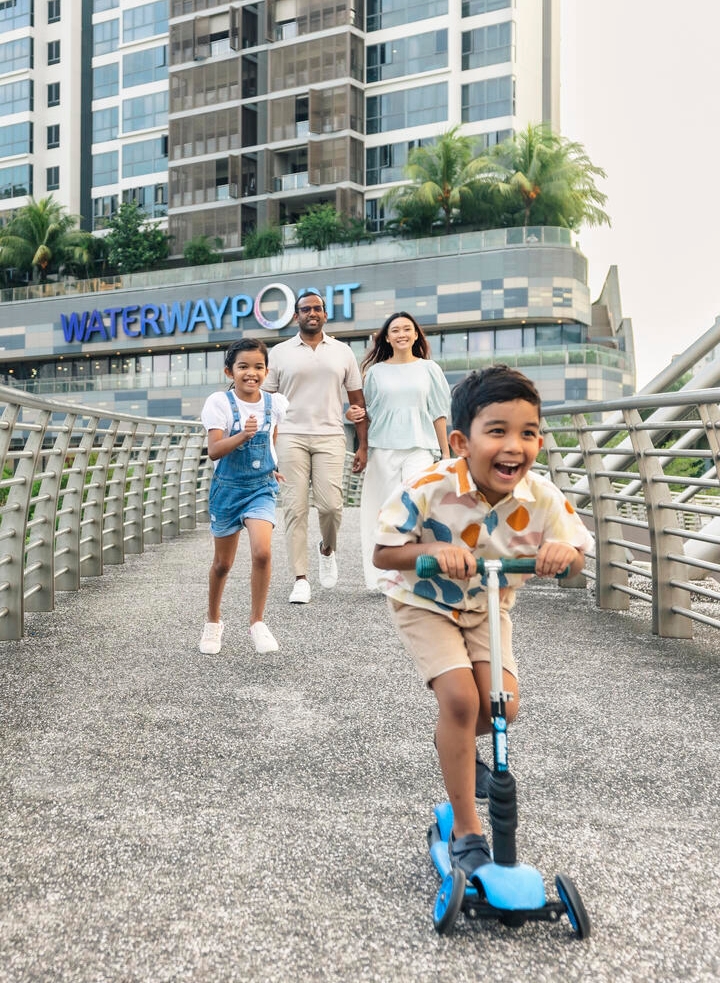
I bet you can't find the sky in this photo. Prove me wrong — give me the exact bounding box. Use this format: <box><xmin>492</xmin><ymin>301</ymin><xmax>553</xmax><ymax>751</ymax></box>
<box><xmin>559</xmin><ymin>1</ymin><xmax>720</xmax><ymax>388</ymax></box>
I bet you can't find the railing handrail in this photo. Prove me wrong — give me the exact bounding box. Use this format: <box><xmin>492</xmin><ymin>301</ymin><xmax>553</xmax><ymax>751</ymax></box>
<box><xmin>1</xmin><ymin>378</ymin><xmax>719</xmax><ymax>643</ymax></box>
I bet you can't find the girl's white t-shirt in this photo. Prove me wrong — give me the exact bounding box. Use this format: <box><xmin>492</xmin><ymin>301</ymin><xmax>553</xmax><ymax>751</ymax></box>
<box><xmin>201</xmin><ymin>389</ymin><xmax>289</xmax><ymax>468</ymax></box>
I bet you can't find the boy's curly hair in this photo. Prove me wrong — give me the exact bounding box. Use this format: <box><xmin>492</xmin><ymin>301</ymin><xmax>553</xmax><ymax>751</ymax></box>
<box><xmin>451</xmin><ymin>364</ymin><xmax>541</xmax><ymax>436</ymax></box>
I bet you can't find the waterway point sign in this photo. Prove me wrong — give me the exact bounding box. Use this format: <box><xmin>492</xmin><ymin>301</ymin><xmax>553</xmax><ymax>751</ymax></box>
<box><xmin>59</xmin><ymin>281</ymin><xmax>360</xmax><ymax>345</ymax></box>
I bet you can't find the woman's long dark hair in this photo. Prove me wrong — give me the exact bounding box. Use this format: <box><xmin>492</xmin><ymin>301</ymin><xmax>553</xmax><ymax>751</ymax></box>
<box><xmin>360</xmin><ymin>311</ymin><xmax>431</xmax><ymax>373</ymax></box>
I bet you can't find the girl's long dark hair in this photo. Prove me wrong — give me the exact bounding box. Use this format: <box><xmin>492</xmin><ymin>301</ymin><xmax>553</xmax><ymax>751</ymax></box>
<box><xmin>360</xmin><ymin>311</ymin><xmax>430</xmax><ymax>373</ymax></box>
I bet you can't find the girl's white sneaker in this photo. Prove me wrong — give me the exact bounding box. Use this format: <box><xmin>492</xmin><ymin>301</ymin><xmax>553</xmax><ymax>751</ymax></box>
<box><xmin>200</xmin><ymin>620</ymin><xmax>224</xmax><ymax>654</ymax></box>
<box><xmin>250</xmin><ymin>621</ymin><xmax>279</xmax><ymax>654</ymax></box>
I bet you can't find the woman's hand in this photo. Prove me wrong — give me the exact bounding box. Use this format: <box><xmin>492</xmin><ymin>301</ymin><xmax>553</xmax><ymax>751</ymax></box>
<box><xmin>346</xmin><ymin>405</ymin><xmax>366</xmax><ymax>423</ymax></box>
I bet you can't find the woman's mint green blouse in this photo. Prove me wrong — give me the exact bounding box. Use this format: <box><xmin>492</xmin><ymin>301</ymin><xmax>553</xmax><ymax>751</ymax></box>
<box><xmin>363</xmin><ymin>359</ymin><xmax>451</xmax><ymax>450</ymax></box>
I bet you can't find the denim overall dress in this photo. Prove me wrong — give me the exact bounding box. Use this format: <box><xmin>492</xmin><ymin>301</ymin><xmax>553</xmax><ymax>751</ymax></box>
<box><xmin>208</xmin><ymin>390</ymin><xmax>279</xmax><ymax>537</ymax></box>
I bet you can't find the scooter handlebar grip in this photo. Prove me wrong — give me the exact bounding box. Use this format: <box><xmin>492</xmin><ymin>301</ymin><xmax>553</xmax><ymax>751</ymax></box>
<box><xmin>415</xmin><ymin>555</ymin><xmax>441</xmax><ymax>578</ymax></box>
<box><xmin>415</xmin><ymin>555</ymin><xmax>571</xmax><ymax>579</ymax></box>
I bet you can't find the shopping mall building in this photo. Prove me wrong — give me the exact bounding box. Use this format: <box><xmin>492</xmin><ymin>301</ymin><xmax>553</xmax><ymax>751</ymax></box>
<box><xmin>0</xmin><ymin>226</ymin><xmax>635</xmax><ymax>419</ymax></box>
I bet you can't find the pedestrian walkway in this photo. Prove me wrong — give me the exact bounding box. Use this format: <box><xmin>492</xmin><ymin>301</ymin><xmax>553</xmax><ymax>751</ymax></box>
<box><xmin>1</xmin><ymin>508</ymin><xmax>718</xmax><ymax>983</ymax></box>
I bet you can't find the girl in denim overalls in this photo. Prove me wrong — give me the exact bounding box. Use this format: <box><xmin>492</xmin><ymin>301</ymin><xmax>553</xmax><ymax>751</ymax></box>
<box><xmin>200</xmin><ymin>339</ymin><xmax>288</xmax><ymax>655</ymax></box>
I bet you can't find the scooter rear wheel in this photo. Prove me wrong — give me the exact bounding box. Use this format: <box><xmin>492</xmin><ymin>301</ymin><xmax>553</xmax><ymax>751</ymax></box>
<box><xmin>555</xmin><ymin>873</ymin><xmax>591</xmax><ymax>939</ymax></box>
<box><xmin>433</xmin><ymin>868</ymin><xmax>466</xmax><ymax>935</ymax></box>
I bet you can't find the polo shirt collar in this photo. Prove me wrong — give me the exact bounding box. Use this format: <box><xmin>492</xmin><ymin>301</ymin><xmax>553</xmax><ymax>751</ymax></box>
<box><xmin>451</xmin><ymin>457</ymin><xmax>536</xmax><ymax>506</ymax></box>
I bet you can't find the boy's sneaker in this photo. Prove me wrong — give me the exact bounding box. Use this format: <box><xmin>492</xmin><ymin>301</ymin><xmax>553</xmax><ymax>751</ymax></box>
<box><xmin>289</xmin><ymin>579</ymin><xmax>311</xmax><ymax>603</ymax></box>
<box><xmin>250</xmin><ymin>621</ymin><xmax>279</xmax><ymax>654</ymax></box>
<box><xmin>199</xmin><ymin>620</ymin><xmax>224</xmax><ymax>655</ymax></box>
<box><xmin>449</xmin><ymin>832</ymin><xmax>492</xmax><ymax>878</ymax></box>
<box><xmin>318</xmin><ymin>542</ymin><xmax>338</xmax><ymax>588</ymax></box>
<box><xmin>475</xmin><ymin>756</ymin><xmax>492</xmax><ymax>800</ymax></box>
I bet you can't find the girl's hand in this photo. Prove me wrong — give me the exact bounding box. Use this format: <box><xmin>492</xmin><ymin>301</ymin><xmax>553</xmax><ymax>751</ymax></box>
<box><xmin>273</xmin><ymin>470</ymin><xmax>285</xmax><ymax>482</ymax></box>
<box><xmin>243</xmin><ymin>414</ymin><xmax>258</xmax><ymax>438</ymax></box>
<box><xmin>346</xmin><ymin>405</ymin><xmax>366</xmax><ymax>423</ymax></box>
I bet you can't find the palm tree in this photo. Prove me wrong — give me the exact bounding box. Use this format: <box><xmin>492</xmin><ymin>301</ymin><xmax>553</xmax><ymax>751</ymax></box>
<box><xmin>382</xmin><ymin>126</ymin><xmax>492</xmax><ymax>235</ymax></box>
<box><xmin>0</xmin><ymin>195</ymin><xmax>94</xmax><ymax>282</ymax></box>
<box><xmin>486</xmin><ymin>124</ymin><xmax>610</xmax><ymax>230</ymax></box>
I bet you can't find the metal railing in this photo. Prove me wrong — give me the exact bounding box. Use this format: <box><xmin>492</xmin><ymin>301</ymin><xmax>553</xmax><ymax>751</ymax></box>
<box><xmin>539</xmin><ymin>386</ymin><xmax>720</xmax><ymax>639</ymax></box>
<box><xmin>0</xmin><ymin>385</ymin><xmax>213</xmax><ymax>640</ymax></box>
<box><xmin>1</xmin><ymin>367</ymin><xmax>719</xmax><ymax>643</ymax></box>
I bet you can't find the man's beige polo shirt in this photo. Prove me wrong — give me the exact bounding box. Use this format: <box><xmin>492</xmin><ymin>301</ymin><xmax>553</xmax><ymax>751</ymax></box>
<box><xmin>263</xmin><ymin>332</ymin><xmax>362</xmax><ymax>436</ymax></box>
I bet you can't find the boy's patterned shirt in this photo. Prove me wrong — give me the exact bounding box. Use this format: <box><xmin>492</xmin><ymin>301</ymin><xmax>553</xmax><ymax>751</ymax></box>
<box><xmin>375</xmin><ymin>457</ymin><xmax>595</xmax><ymax>619</ymax></box>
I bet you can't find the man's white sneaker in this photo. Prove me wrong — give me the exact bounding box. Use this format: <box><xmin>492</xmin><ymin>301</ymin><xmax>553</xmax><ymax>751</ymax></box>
<box><xmin>250</xmin><ymin>621</ymin><xmax>279</xmax><ymax>654</ymax></box>
<box><xmin>289</xmin><ymin>579</ymin><xmax>311</xmax><ymax>603</ymax></box>
<box><xmin>199</xmin><ymin>620</ymin><xmax>224</xmax><ymax>654</ymax></box>
<box><xmin>318</xmin><ymin>542</ymin><xmax>338</xmax><ymax>588</ymax></box>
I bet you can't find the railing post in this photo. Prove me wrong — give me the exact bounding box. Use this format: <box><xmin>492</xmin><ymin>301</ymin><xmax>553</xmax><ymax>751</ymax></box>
<box><xmin>81</xmin><ymin>419</ymin><xmax>119</xmax><ymax>578</ymax></box>
<box><xmin>179</xmin><ymin>429</ymin><xmax>204</xmax><ymax>531</ymax></box>
<box><xmin>144</xmin><ymin>431</ymin><xmax>171</xmax><ymax>545</ymax></box>
<box><xmin>572</xmin><ymin>414</ymin><xmax>631</xmax><ymax>610</ymax></box>
<box><xmin>55</xmin><ymin>418</ymin><xmax>98</xmax><ymax>591</ymax></box>
<box><xmin>161</xmin><ymin>428</ymin><xmax>186</xmax><ymax>540</ymax></box>
<box><xmin>103</xmin><ymin>422</ymin><xmax>137</xmax><ymax>564</ymax></box>
<box><xmin>124</xmin><ymin>429</ymin><xmax>153</xmax><ymax>555</ymax></box>
<box><xmin>624</xmin><ymin>408</ymin><xmax>693</xmax><ymax>638</ymax></box>
<box><xmin>0</xmin><ymin>409</ymin><xmax>50</xmax><ymax>639</ymax></box>
<box><xmin>25</xmin><ymin>415</ymin><xmax>75</xmax><ymax>612</ymax></box>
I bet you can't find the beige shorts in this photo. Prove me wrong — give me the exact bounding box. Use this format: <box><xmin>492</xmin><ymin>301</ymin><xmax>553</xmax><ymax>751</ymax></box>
<box><xmin>387</xmin><ymin>598</ymin><xmax>517</xmax><ymax>686</ymax></box>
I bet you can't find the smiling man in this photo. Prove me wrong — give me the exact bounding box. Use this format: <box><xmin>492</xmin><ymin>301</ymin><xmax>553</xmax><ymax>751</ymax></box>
<box><xmin>263</xmin><ymin>291</ymin><xmax>368</xmax><ymax>603</ymax></box>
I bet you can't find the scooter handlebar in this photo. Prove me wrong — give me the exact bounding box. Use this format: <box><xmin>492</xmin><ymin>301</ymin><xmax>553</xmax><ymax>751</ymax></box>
<box><xmin>415</xmin><ymin>555</ymin><xmax>570</xmax><ymax>579</ymax></box>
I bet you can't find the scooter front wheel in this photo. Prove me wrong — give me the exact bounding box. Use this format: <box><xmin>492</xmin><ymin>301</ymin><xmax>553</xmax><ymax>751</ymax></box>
<box><xmin>433</xmin><ymin>868</ymin><xmax>466</xmax><ymax>934</ymax></box>
<box><xmin>555</xmin><ymin>873</ymin><xmax>591</xmax><ymax>939</ymax></box>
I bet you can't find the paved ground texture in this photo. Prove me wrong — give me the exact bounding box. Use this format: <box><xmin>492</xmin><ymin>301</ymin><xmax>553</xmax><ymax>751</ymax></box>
<box><xmin>1</xmin><ymin>508</ymin><xmax>719</xmax><ymax>983</ymax></box>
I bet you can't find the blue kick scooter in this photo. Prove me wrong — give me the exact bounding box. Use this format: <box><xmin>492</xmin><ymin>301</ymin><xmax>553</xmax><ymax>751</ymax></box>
<box><xmin>416</xmin><ymin>555</ymin><xmax>591</xmax><ymax>938</ymax></box>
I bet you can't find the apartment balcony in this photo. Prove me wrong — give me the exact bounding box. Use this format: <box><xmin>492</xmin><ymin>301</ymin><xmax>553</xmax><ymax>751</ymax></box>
<box><xmin>273</xmin><ymin>171</ymin><xmax>309</xmax><ymax>193</ymax></box>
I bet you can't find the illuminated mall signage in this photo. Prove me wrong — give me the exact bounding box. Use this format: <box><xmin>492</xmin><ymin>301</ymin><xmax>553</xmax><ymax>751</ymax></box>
<box><xmin>59</xmin><ymin>281</ymin><xmax>360</xmax><ymax>345</ymax></box>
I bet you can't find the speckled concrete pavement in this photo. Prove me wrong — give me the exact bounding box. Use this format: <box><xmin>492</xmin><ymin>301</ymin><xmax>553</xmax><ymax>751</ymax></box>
<box><xmin>1</xmin><ymin>508</ymin><xmax>719</xmax><ymax>983</ymax></box>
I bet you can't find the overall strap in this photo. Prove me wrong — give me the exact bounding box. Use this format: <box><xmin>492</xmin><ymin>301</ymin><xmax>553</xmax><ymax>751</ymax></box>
<box><xmin>261</xmin><ymin>391</ymin><xmax>273</xmax><ymax>431</ymax></box>
<box><xmin>225</xmin><ymin>390</ymin><xmax>242</xmax><ymax>431</ymax></box>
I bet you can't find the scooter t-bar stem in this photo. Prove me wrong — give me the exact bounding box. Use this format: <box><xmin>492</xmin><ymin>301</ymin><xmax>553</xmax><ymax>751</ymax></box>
<box><xmin>414</xmin><ymin>556</ymin><xmax>570</xmax><ymax>579</ymax></box>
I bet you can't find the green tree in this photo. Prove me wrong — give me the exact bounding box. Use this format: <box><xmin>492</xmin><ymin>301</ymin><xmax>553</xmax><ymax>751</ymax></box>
<box><xmin>486</xmin><ymin>124</ymin><xmax>610</xmax><ymax>229</ymax></box>
<box><xmin>242</xmin><ymin>225</ymin><xmax>283</xmax><ymax>259</ymax></box>
<box><xmin>294</xmin><ymin>203</ymin><xmax>345</xmax><ymax>252</ymax></box>
<box><xmin>382</xmin><ymin>126</ymin><xmax>492</xmax><ymax>235</ymax></box>
<box><xmin>104</xmin><ymin>201</ymin><xmax>171</xmax><ymax>274</ymax></box>
<box><xmin>0</xmin><ymin>195</ymin><xmax>95</xmax><ymax>282</ymax></box>
<box><xmin>183</xmin><ymin>234</ymin><xmax>223</xmax><ymax>266</ymax></box>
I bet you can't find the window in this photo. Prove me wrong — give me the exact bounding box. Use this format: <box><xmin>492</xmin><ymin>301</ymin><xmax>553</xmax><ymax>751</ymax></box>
<box><xmin>0</xmin><ymin>121</ymin><xmax>33</xmax><ymax>156</ymax></box>
<box><xmin>0</xmin><ymin>0</ymin><xmax>33</xmax><ymax>30</ymax></box>
<box><xmin>123</xmin><ymin>1</ymin><xmax>168</xmax><ymax>43</ymax></box>
<box><xmin>47</xmin><ymin>123</ymin><xmax>59</xmax><ymax>149</ymax></box>
<box><xmin>122</xmin><ymin>137</ymin><xmax>167</xmax><ymax>178</ymax></box>
<box><xmin>93</xmin><ymin>63</ymin><xmax>119</xmax><ymax>100</ymax></box>
<box><xmin>366</xmin><ymin>82</ymin><xmax>447</xmax><ymax>134</ymax></box>
<box><xmin>92</xmin><ymin>106</ymin><xmax>118</xmax><ymax>144</ymax></box>
<box><xmin>47</xmin><ymin>82</ymin><xmax>60</xmax><ymax>107</ymax></box>
<box><xmin>47</xmin><ymin>40</ymin><xmax>60</xmax><ymax>65</ymax></box>
<box><xmin>93</xmin><ymin>19</ymin><xmax>119</xmax><ymax>56</ymax></box>
<box><xmin>366</xmin><ymin>0</ymin><xmax>447</xmax><ymax>32</ymax></box>
<box><xmin>462</xmin><ymin>0</ymin><xmax>511</xmax><ymax>15</ymax></box>
<box><xmin>367</xmin><ymin>29</ymin><xmax>448</xmax><ymax>82</ymax></box>
<box><xmin>122</xmin><ymin>91</ymin><xmax>168</xmax><ymax>133</ymax></box>
<box><xmin>0</xmin><ymin>36</ymin><xmax>33</xmax><ymax>72</ymax></box>
<box><xmin>0</xmin><ymin>79</ymin><xmax>34</xmax><ymax>117</ymax></box>
<box><xmin>48</xmin><ymin>1</ymin><xmax>61</xmax><ymax>22</ymax></box>
<box><xmin>123</xmin><ymin>46</ymin><xmax>168</xmax><ymax>88</ymax></box>
<box><xmin>93</xmin><ymin>0</ymin><xmax>118</xmax><ymax>10</ymax></box>
<box><xmin>0</xmin><ymin>163</ymin><xmax>33</xmax><ymax>199</ymax></box>
<box><xmin>92</xmin><ymin>150</ymin><xmax>118</xmax><ymax>187</ymax></box>
<box><xmin>461</xmin><ymin>76</ymin><xmax>514</xmax><ymax>123</ymax></box>
<box><xmin>46</xmin><ymin>166</ymin><xmax>60</xmax><ymax>191</ymax></box>
<box><xmin>92</xmin><ymin>193</ymin><xmax>118</xmax><ymax>230</ymax></box>
<box><xmin>462</xmin><ymin>23</ymin><xmax>513</xmax><ymax>71</ymax></box>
